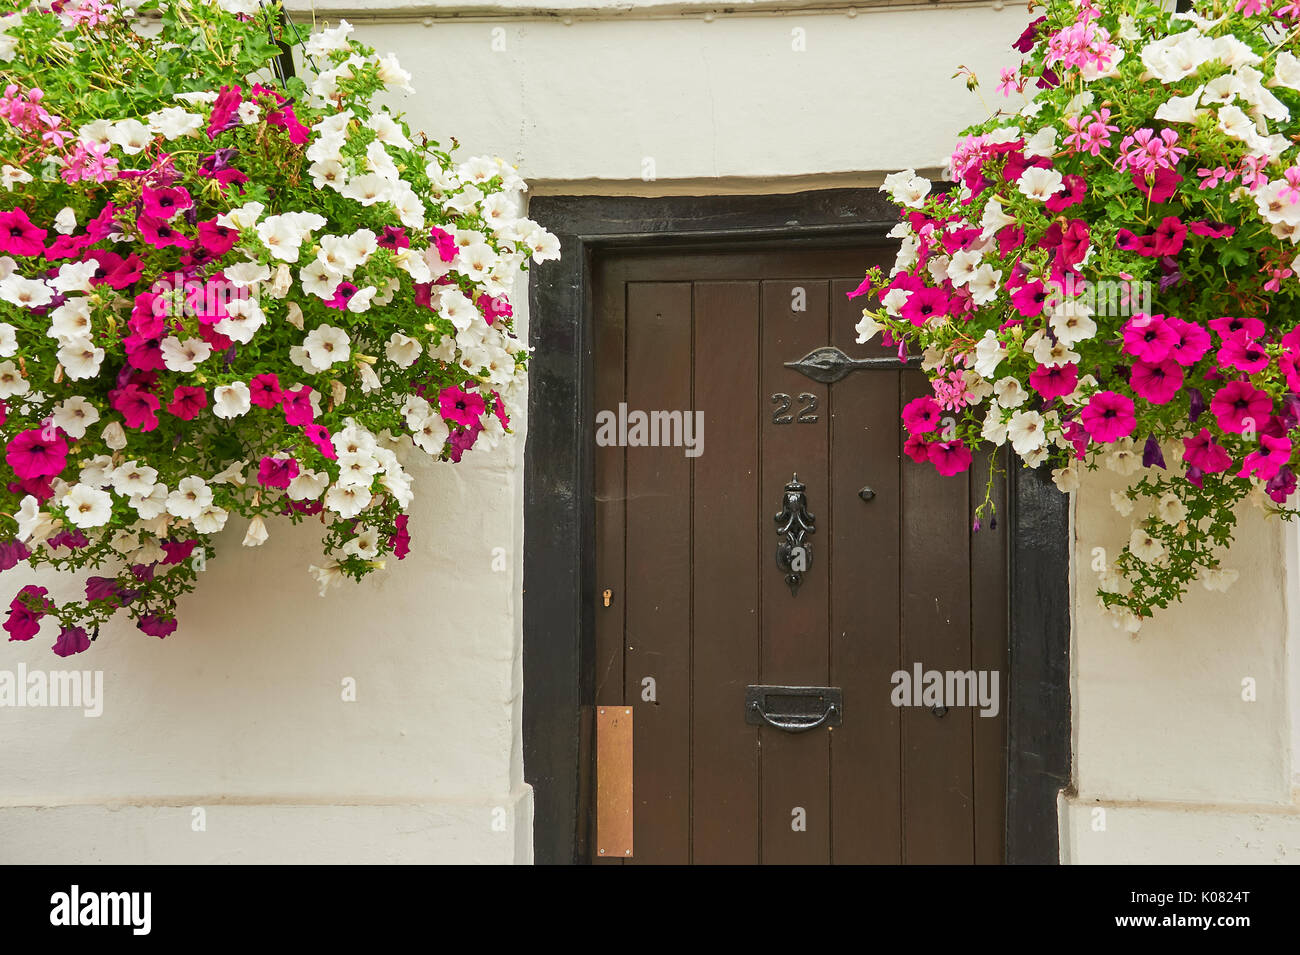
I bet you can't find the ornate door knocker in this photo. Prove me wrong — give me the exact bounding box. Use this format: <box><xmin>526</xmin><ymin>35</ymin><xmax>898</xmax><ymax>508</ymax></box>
<box><xmin>774</xmin><ymin>474</ymin><xmax>815</xmax><ymax>596</ymax></box>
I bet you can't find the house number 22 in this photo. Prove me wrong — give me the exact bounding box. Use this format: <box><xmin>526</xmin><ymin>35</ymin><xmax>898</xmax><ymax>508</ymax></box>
<box><xmin>771</xmin><ymin>393</ymin><xmax>818</xmax><ymax>425</ymax></box>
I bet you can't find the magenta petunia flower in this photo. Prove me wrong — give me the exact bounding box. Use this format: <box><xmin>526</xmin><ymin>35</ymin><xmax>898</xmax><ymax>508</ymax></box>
<box><xmin>1166</xmin><ymin>317</ymin><xmax>1211</xmax><ymax>366</ymax></box>
<box><xmin>1217</xmin><ymin>336</ymin><xmax>1270</xmax><ymax>374</ymax></box>
<box><xmin>1045</xmin><ymin>174</ymin><xmax>1087</xmax><ymax>213</ymax></box>
<box><xmin>900</xmin><ymin>286</ymin><xmax>950</xmax><ymax>326</ymax></box>
<box><xmin>141</xmin><ymin>186</ymin><xmax>193</xmax><ymax>221</ymax></box>
<box><xmin>258</xmin><ymin>456</ymin><xmax>300</xmax><ymax>489</ymax></box>
<box><xmin>901</xmin><ymin>395</ymin><xmax>942</xmax><ymax>434</ymax></box>
<box><xmin>1183</xmin><ymin>428</ymin><xmax>1232</xmax><ymax>473</ymax></box>
<box><xmin>304</xmin><ymin>424</ymin><xmax>337</xmax><ymax>460</ymax></box>
<box><xmin>0</xmin><ymin>538</ymin><xmax>29</xmax><ymax>573</ymax></box>
<box><xmin>1122</xmin><ymin>314</ymin><xmax>1178</xmax><ymax>362</ymax></box>
<box><xmin>1188</xmin><ymin>220</ymin><xmax>1235</xmax><ymax>239</ymax></box>
<box><xmin>0</xmin><ymin>207</ymin><xmax>47</xmax><ymax>256</ymax></box>
<box><xmin>1081</xmin><ymin>390</ymin><xmax>1136</xmax><ymax>443</ymax></box>
<box><xmin>1208</xmin><ymin>315</ymin><xmax>1265</xmax><ymax>341</ymax></box>
<box><xmin>928</xmin><ymin>440</ymin><xmax>973</xmax><ymax>476</ymax></box>
<box><xmin>161</xmin><ymin>539</ymin><xmax>198</xmax><ymax>565</ymax></box>
<box><xmin>1239</xmin><ymin>434</ymin><xmax>1291</xmax><ymax>482</ymax></box>
<box><xmin>249</xmin><ymin>373</ymin><xmax>284</xmax><ymax>409</ymax></box>
<box><xmin>1132</xmin><ymin>167</ymin><xmax>1183</xmax><ymax>203</ymax></box>
<box><xmin>326</xmin><ymin>282</ymin><xmax>359</xmax><ymax>310</ymax></box>
<box><xmin>168</xmin><ymin>385</ymin><xmax>207</xmax><ymax>420</ymax></box>
<box><xmin>5</xmin><ymin>428</ymin><xmax>68</xmax><ymax>480</ymax></box>
<box><xmin>87</xmin><ymin>250</ymin><xmax>145</xmax><ymax>289</ymax></box>
<box><xmin>206</xmin><ymin>84</ymin><xmax>243</xmax><ymax>139</ymax></box>
<box><xmin>282</xmin><ymin>386</ymin><xmax>315</xmax><ymax>426</ymax></box>
<box><xmin>429</xmin><ymin>226</ymin><xmax>457</xmax><ymax>262</ymax></box>
<box><xmin>5</xmin><ymin>585</ymin><xmax>51</xmax><ymax>642</ymax></box>
<box><xmin>440</xmin><ymin>385</ymin><xmax>487</xmax><ymax>430</ymax></box>
<box><xmin>1030</xmin><ymin>362</ymin><xmax>1079</xmax><ymax>400</ymax></box>
<box><xmin>1210</xmin><ymin>380</ymin><xmax>1272</xmax><ymax>434</ymax></box>
<box><xmin>903</xmin><ymin>434</ymin><xmax>931</xmax><ymax>463</ymax></box>
<box><xmin>137</xmin><ymin>215</ymin><xmax>193</xmax><ymax>250</ymax></box>
<box><xmin>1150</xmin><ymin>216</ymin><xmax>1187</xmax><ymax>257</ymax></box>
<box><xmin>197</xmin><ymin>219</ymin><xmax>239</xmax><ymax>256</ymax></box>
<box><xmin>138</xmin><ymin>614</ymin><xmax>178</xmax><ymax>639</ymax></box>
<box><xmin>1129</xmin><ymin>358</ymin><xmax>1183</xmax><ymax>405</ymax></box>
<box><xmin>391</xmin><ymin>514</ymin><xmax>411</xmax><ymax>560</ymax></box>
<box><xmin>113</xmin><ymin>384</ymin><xmax>161</xmax><ymax>431</ymax></box>
<box><xmin>1010</xmin><ymin>280</ymin><xmax>1049</xmax><ymax>317</ymax></box>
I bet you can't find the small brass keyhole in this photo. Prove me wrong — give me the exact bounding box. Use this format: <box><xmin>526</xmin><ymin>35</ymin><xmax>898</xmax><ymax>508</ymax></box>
<box><xmin>602</xmin><ymin>589</ymin><xmax>613</xmax><ymax>608</ymax></box>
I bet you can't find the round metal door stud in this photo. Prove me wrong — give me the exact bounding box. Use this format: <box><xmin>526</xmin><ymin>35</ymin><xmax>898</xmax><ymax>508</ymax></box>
<box><xmin>932</xmin><ymin>705</ymin><xmax>949</xmax><ymax>718</ymax></box>
<box><xmin>858</xmin><ymin>486</ymin><xmax>875</xmax><ymax>502</ymax></box>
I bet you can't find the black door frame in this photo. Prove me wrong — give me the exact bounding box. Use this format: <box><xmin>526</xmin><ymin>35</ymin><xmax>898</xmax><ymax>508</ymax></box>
<box><xmin>522</xmin><ymin>189</ymin><xmax>1072</xmax><ymax>865</ymax></box>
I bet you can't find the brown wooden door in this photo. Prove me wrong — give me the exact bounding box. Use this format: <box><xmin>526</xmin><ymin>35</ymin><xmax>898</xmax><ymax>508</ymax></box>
<box><xmin>592</xmin><ymin>246</ymin><xmax>1008</xmax><ymax>864</ymax></box>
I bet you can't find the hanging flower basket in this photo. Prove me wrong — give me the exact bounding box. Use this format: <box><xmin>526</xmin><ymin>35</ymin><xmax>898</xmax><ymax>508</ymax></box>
<box><xmin>0</xmin><ymin>1</ymin><xmax>559</xmax><ymax>654</ymax></box>
<box><xmin>856</xmin><ymin>0</ymin><xmax>1300</xmax><ymax>632</ymax></box>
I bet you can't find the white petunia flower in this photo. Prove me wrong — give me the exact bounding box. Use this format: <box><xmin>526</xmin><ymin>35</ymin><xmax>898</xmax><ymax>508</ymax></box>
<box><xmin>303</xmin><ymin>325</ymin><xmax>351</xmax><ymax>369</ymax></box>
<box><xmin>1129</xmin><ymin>526</ymin><xmax>1165</xmax><ymax>563</ymax></box>
<box><xmin>166</xmin><ymin>476</ymin><xmax>213</xmax><ymax>520</ymax></box>
<box><xmin>0</xmin><ymin>360</ymin><xmax>28</xmax><ymax>398</ymax></box>
<box><xmin>62</xmin><ymin>484</ymin><xmax>113</xmax><ymax>529</ymax></box>
<box><xmin>215</xmin><ymin>298</ymin><xmax>266</xmax><ymax>344</ymax></box>
<box><xmin>52</xmin><ymin>396</ymin><xmax>99</xmax><ymax>438</ymax></box>
<box><xmin>160</xmin><ymin>336</ymin><xmax>212</xmax><ymax>373</ymax></box>
<box><xmin>1007</xmin><ymin>410</ymin><xmax>1047</xmax><ymax>456</ymax></box>
<box><xmin>1017</xmin><ymin>166</ymin><xmax>1065</xmax><ymax>201</ymax></box>
<box><xmin>111</xmin><ymin>460</ymin><xmax>159</xmax><ymax>498</ymax></box>
<box><xmin>243</xmin><ymin>516</ymin><xmax>269</xmax><ymax>547</ymax></box>
<box><xmin>57</xmin><ymin>338</ymin><xmax>105</xmax><ymax>380</ymax></box>
<box><xmin>213</xmin><ymin>382</ymin><xmax>252</xmax><ymax>419</ymax></box>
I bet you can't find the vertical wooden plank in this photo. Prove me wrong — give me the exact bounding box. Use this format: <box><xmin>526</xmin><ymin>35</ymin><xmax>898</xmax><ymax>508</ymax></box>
<box><xmin>690</xmin><ymin>281</ymin><xmax>761</xmax><ymax>864</ymax></box>
<box><xmin>971</xmin><ymin>448</ymin><xmax>1009</xmax><ymax>864</ymax></box>
<box><xmin>591</xmin><ymin>259</ymin><xmax>628</xmax><ymax>863</ymax></box>
<box><xmin>595</xmin><ymin>706</ymin><xmax>635</xmax><ymax>859</ymax></box>
<box><xmin>759</xmin><ymin>279</ymin><xmax>831</xmax><ymax>864</ymax></box>
<box><xmin>593</xmin><ymin>259</ymin><xmax>627</xmax><ymax>707</ymax></box>
<box><xmin>829</xmin><ymin>277</ymin><xmax>902</xmax><ymax>863</ymax></box>
<box><xmin>900</xmin><ymin>371</ymin><xmax>975</xmax><ymax>863</ymax></box>
<box><xmin>625</xmin><ymin>281</ymin><xmax>693</xmax><ymax>864</ymax></box>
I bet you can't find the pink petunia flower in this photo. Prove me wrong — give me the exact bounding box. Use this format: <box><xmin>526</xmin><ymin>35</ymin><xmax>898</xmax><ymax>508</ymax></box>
<box><xmin>440</xmin><ymin>385</ymin><xmax>487</xmax><ymax>430</ymax></box>
<box><xmin>1122</xmin><ymin>314</ymin><xmax>1178</xmax><ymax>362</ymax></box>
<box><xmin>1239</xmin><ymin>433</ymin><xmax>1291</xmax><ymax>481</ymax></box>
<box><xmin>5</xmin><ymin>429</ymin><xmax>68</xmax><ymax>480</ymax></box>
<box><xmin>1030</xmin><ymin>362</ymin><xmax>1079</xmax><ymax>400</ymax></box>
<box><xmin>141</xmin><ymin>186</ymin><xmax>193</xmax><ymax>221</ymax></box>
<box><xmin>1210</xmin><ymin>380</ymin><xmax>1271</xmax><ymax>434</ymax></box>
<box><xmin>1166</xmin><ymin>317</ymin><xmax>1211</xmax><ymax>366</ymax></box>
<box><xmin>282</xmin><ymin>386</ymin><xmax>315</xmax><ymax>426</ymax></box>
<box><xmin>0</xmin><ymin>208</ymin><xmax>47</xmax><ymax>256</ymax></box>
<box><xmin>902</xmin><ymin>395</ymin><xmax>943</xmax><ymax>434</ymax></box>
<box><xmin>928</xmin><ymin>441</ymin><xmax>973</xmax><ymax>476</ymax></box>
<box><xmin>1217</xmin><ymin>336</ymin><xmax>1270</xmax><ymax>374</ymax></box>
<box><xmin>112</xmin><ymin>383</ymin><xmax>161</xmax><ymax>431</ymax></box>
<box><xmin>1081</xmin><ymin>390</ymin><xmax>1136</xmax><ymax>443</ymax></box>
<box><xmin>249</xmin><ymin>373</ymin><xmax>284</xmax><ymax>409</ymax></box>
<box><xmin>1129</xmin><ymin>358</ymin><xmax>1183</xmax><ymax>405</ymax></box>
<box><xmin>258</xmin><ymin>456</ymin><xmax>300</xmax><ymax>489</ymax></box>
<box><xmin>305</xmin><ymin>424</ymin><xmax>337</xmax><ymax>460</ymax></box>
<box><xmin>1184</xmin><ymin>429</ymin><xmax>1232</xmax><ymax>473</ymax></box>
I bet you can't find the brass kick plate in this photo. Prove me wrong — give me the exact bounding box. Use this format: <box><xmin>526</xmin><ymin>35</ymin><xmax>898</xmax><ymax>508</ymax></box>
<box><xmin>596</xmin><ymin>706</ymin><xmax>633</xmax><ymax>858</ymax></box>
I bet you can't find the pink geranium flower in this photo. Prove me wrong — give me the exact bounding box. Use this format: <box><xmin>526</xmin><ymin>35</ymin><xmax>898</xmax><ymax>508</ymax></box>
<box><xmin>1210</xmin><ymin>380</ymin><xmax>1271</xmax><ymax>434</ymax></box>
<box><xmin>1129</xmin><ymin>358</ymin><xmax>1183</xmax><ymax>405</ymax></box>
<box><xmin>1081</xmin><ymin>390</ymin><xmax>1136</xmax><ymax>443</ymax></box>
<box><xmin>5</xmin><ymin>428</ymin><xmax>68</xmax><ymax>480</ymax></box>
